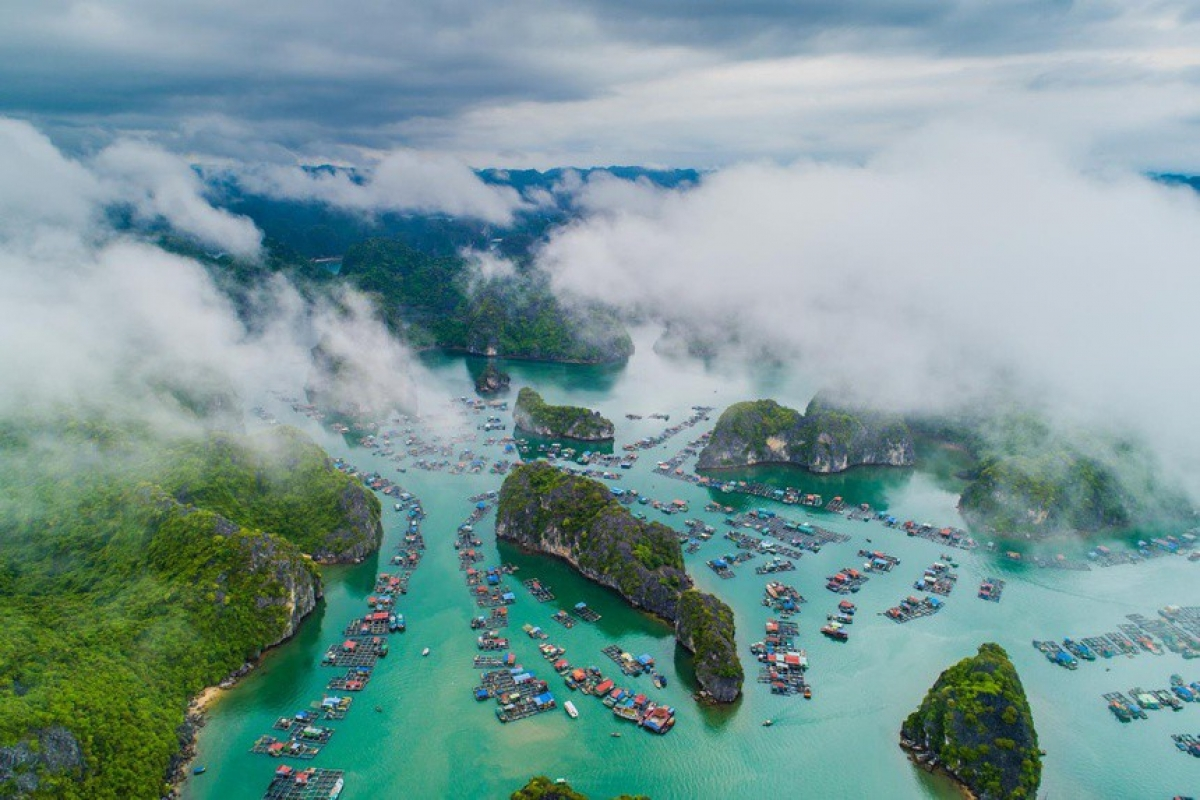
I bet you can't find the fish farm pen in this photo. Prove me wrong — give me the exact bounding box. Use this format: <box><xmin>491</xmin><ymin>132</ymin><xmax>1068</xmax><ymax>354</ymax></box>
<box><xmin>261</xmin><ymin>767</ymin><xmax>344</xmax><ymax>800</ymax></box>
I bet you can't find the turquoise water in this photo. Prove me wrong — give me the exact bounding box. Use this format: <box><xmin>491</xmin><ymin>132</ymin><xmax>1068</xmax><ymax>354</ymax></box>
<box><xmin>185</xmin><ymin>338</ymin><xmax>1200</xmax><ymax>800</ymax></box>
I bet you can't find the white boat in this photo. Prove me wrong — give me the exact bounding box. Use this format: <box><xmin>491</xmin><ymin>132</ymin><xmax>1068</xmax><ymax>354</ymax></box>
<box><xmin>422</xmin><ymin>647</ymin><xmax>430</xmax><ymax>657</ymax></box>
<box><xmin>564</xmin><ymin>700</ymin><xmax>579</xmax><ymax>719</ymax></box>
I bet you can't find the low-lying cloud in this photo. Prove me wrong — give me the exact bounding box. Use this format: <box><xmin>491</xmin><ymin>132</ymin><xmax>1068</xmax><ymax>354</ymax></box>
<box><xmin>0</xmin><ymin>118</ymin><xmax>429</xmax><ymax>433</ymax></box>
<box><xmin>538</xmin><ymin>124</ymin><xmax>1200</xmax><ymax>493</ymax></box>
<box><xmin>230</xmin><ymin>150</ymin><xmax>528</xmax><ymax>225</ymax></box>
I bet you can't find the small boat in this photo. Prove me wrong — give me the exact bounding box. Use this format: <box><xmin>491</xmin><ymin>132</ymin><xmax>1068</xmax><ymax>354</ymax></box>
<box><xmin>192</xmin><ymin>766</ymin><xmax>207</xmax><ymax>775</ymax></box>
<box><xmin>564</xmin><ymin>701</ymin><xmax>579</xmax><ymax>719</ymax></box>
<box><xmin>610</xmin><ymin>732</ymin><xmax>622</xmax><ymax>738</ymax></box>
<box><xmin>762</xmin><ymin>719</ymin><xmax>774</xmax><ymax>727</ymax></box>
<box><xmin>374</xmin><ymin>705</ymin><xmax>383</xmax><ymax>713</ymax></box>
<box><xmin>803</xmin><ymin>686</ymin><xmax>812</xmax><ymax>699</ymax></box>
<box><xmin>422</xmin><ymin>647</ymin><xmax>431</xmax><ymax>657</ymax></box>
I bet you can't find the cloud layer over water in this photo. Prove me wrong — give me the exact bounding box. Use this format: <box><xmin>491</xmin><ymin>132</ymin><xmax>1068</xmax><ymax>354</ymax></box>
<box><xmin>537</xmin><ymin>125</ymin><xmax>1200</xmax><ymax>490</ymax></box>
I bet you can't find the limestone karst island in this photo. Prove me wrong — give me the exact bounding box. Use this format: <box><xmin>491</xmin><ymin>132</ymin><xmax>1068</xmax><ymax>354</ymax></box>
<box><xmin>3</xmin><ymin>3</ymin><xmax>1200</xmax><ymax>799</ymax></box>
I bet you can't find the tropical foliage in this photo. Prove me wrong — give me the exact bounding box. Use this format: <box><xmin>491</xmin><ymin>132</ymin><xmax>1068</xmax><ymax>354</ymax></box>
<box><xmin>901</xmin><ymin>643</ymin><xmax>1041</xmax><ymax>800</ymax></box>
<box><xmin>0</xmin><ymin>422</ymin><xmax>376</xmax><ymax>798</ymax></box>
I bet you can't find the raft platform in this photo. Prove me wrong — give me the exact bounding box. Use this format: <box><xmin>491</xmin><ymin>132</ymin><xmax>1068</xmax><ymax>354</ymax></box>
<box><xmin>884</xmin><ymin>595</ymin><xmax>944</xmax><ymax>623</ymax></box>
<box><xmin>977</xmin><ymin>578</ymin><xmax>1004</xmax><ymax>602</ymax></box>
<box><xmin>573</xmin><ymin>603</ymin><xmax>602</xmax><ymax>623</ymax></box>
<box><xmin>261</xmin><ymin>767</ymin><xmax>344</xmax><ymax>800</ymax></box>
<box><xmin>755</xmin><ymin>558</ymin><xmax>796</xmax><ymax>575</ymax></box>
<box><xmin>523</xmin><ymin>578</ymin><xmax>555</xmax><ymax>602</ymax></box>
<box><xmin>1171</xmin><ymin>733</ymin><xmax>1200</xmax><ymax>756</ymax></box>
<box><xmin>707</xmin><ymin>558</ymin><xmax>736</xmax><ymax>579</ymax></box>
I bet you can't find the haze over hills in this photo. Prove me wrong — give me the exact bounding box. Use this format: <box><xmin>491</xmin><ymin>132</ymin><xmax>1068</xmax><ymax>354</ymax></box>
<box><xmin>3</xmin><ymin>0</ymin><xmax>1200</xmax><ymax>797</ymax></box>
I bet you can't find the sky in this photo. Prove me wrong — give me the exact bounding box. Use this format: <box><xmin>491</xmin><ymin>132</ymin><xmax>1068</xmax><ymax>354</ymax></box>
<box><xmin>3</xmin><ymin>0</ymin><xmax>1200</xmax><ymax>169</ymax></box>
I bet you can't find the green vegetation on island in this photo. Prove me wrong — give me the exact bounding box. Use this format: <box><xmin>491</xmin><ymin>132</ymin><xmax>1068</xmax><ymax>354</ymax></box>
<box><xmin>511</xmin><ymin>775</ymin><xmax>649</xmax><ymax>800</ymax></box>
<box><xmin>513</xmin><ymin>388</ymin><xmax>615</xmax><ymax>441</ymax></box>
<box><xmin>496</xmin><ymin>462</ymin><xmax>687</xmax><ymax>617</ymax></box>
<box><xmin>696</xmin><ymin>395</ymin><xmax>914</xmax><ymax>473</ymax></box>
<box><xmin>900</xmin><ymin>643</ymin><xmax>1041</xmax><ymax>800</ymax></box>
<box><xmin>925</xmin><ymin>412</ymin><xmax>1192</xmax><ymax>538</ymax></box>
<box><xmin>338</xmin><ymin>239</ymin><xmax>633</xmax><ymax>363</ymax></box>
<box><xmin>675</xmin><ymin>590</ymin><xmax>743</xmax><ymax>702</ymax></box>
<box><xmin>496</xmin><ymin>463</ymin><xmax>742</xmax><ymax>701</ymax></box>
<box><xmin>474</xmin><ymin>360</ymin><xmax>511</xmax><ymax>395</ymax></box>
<box><xmin>0</xmin><ymin>421</ymin><xmax>380</xmax><ymax>799</ymax></box>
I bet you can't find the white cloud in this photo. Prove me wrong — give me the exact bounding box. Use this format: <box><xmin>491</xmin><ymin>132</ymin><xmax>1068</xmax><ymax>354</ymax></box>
<box><xmin>538</xmin><ymin>123</ymin><xmax>1200</xmax><ymax>491</ymax></box>
<box><xmin>232</xmin><ymin>149</ymin><xmax>529</xmax><ymax>225</ymax></box>
<box><xmin>92</xmin><ymin>140</ymin><xmax>263</xmax><ymax>258</ymax></box>
<box><xmin>0</xmin><ymin>117</ymin><xmax>430</xmax><ymax>429</ymax></box>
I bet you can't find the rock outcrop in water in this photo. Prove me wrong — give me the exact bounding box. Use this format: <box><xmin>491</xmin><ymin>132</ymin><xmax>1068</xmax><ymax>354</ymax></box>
<box><xmin>511</xmin><ymin>775</ymin><xmax>649</xmax><ymax>800</ymax></box>
<box><xmin>474</xmin><ymin>360</ymin><xmax>511</xmax><ymax>395</ymax></box>
<box><xmin>497</xmin><ymin>462</ymin><xmax>689</xmax><ymax>618</ymax></box>
<box><xmin>513</xmin><ymin>387</ymin><xmax>615</xmax><ymax>441</ymax></box>
<box><xmin>497</xmin><ymin>463</ymin><xmax>743</xmax><ymax>701</ymax></box>
<box><xmin>900</xmin><ymin>643</ymin><xmax>1041</xmax><ymax>800</ymax></box>
<box><xmin>696</xmin><ymin>395</ymin><xmax>914</xmax><ymax>473</ymax></box>
<box><xmin>675</xmin><ymin>590</ymin><xmax>743</xmax><ymax>703</ymax></box>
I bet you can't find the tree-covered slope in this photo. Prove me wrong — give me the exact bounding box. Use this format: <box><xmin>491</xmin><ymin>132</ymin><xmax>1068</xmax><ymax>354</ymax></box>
<box><xmin>497</xmin><ymin>464</ymin><xmax>743</xmax><ymax>701</ymax></box>
<box><xmin>339</xmin><ymin>239</ymin><xmax>633</xmax><ymax>363</ymax></box>
<box><xmin>696</xmin><ymin>395</ymin><xmax>914</xmax><ymax>473</ymax></box>
<box><xmin>497</xmin><ymin>462</ymin><xmax>687</xmax><ymax>618</ymax></box>
<box><xmin>0</xmin><ymin>422</ymin><xmax>376</xmax><ymax>799</ymax></box>
<box><xmin>513</xmin><ymin>388</ymin><xmax>615</xmax><ymax>441</ymax></box>
<box><xmin>944</xmin><ymin>413</ymin><xmax>1191</xmax><ymax>537</ymax></box>
<box><xmin>675</xmin><ymin>590</ymin><xmax>743</xmax><ymax>702</ymax></box>
<box><xmin>159</xmin><ymin>425</ymin><xmax>382</xmax><ymax>562</ymax></box>
<box><xmin>510</xmin><ymin>774</ymin><xmax>649</xmax><ymax>800</ymax></box>
<box><xmin>900</xmin><ymin>643</ymin><xmax>1041</xmax><ymax>800</ymax></box>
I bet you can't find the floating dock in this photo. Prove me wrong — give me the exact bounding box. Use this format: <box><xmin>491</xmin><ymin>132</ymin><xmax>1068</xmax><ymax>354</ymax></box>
<box><xmin>261</xmin><ymin>767</ymin><xmax>344</xmax><ymax>800</ymax></box>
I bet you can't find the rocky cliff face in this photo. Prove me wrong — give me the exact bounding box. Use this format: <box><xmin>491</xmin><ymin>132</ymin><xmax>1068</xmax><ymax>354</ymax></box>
<box><xmin>308</xmin><ymin>482</ymin><xmax>383</xmax><ymax>564</ymax></box>
<box><xmin>697</xmin><ymin>396</ymin><xmax>914</xmax><ymax>473</ymax></box>
<box><xmin>675</xmin><ymin>590</ymin><xmax>743</xmax><ymax>702</ymax></box>
<box><xmin>900</xmin><ymin>643</ymin><xmax>1041</xmax><ymax>800</ymax></box>
<box><xmin>237</xmin><ymin>524</ymin><xmax>323</xmax><ymax>646</ymax></box>
<box><xmin>162</xmin><ymin>426</ymin><xmax>384</xmax><ymax>564</ymax></box>
<box><xmin>497</xmin><ymin>463</ymin><xmax>688</xmax><ymax>619</ymax></box>
<box><xmin>0</xmin><ymin>727</ymin><xmax>85</xmax><ymax>798</ymax></box>
<box><xmin>513</xmin><ymin>387</ymin><xmax>615</xmax><ymax>442</ymax></box>
<box><xmin>474</xmin><ymin>361</ymin><xmax>511</xmax><ymax>395</ymax></box>
<box><xmin>497</xmin><ymin>464</ymin><xmax>744</xmax><ymax>702</ymax></box>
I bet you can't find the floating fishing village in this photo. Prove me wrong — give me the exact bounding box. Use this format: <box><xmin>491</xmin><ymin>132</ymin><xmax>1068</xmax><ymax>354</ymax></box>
<box><xmin>184</xmin><ymin>370</ymin><xmax>1200</xmax><ymax>800</ymax></box>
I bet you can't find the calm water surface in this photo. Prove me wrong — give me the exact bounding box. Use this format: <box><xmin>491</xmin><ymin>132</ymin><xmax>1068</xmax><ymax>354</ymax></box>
<box><xmin>185</xmin><ymin>339</ymin><xmax>1199</xmax><ymax>799</ymax></box>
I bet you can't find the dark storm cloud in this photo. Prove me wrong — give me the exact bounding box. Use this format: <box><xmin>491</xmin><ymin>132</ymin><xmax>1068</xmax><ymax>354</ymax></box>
<box><xmin>2</xmin><ymin>0</ymin><xmax>1192</xmax><ymax>161</ymax></box>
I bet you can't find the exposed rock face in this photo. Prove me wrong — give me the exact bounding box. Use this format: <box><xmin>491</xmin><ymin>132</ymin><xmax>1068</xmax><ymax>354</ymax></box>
<box><xmin>901</xmin><ymin>643</ymin><xmax>1041</xmax><ymax>800</ymax></box>
<box><xmin>0</xmin><ymin>727</ymin><xmax>85</xmax><ymax>797</ymax></box>
<box><xmin>474</xmin><ymin>361</ymin><xmax>511</xmax><ymax>395</ymax></box>
<box><xmin>308</xmin><ymin>482</ymin><xmax>384</xmax><ymax>564</ymax></box>
<box><xmin>697</xmin><ymin>395</ymin><xmax>914</xmax><ymax>473</ymax></box>
<box><xmin>497</xmin><ymin>464</ymin><xmax>744</xmax><ymax>702</ymax></box>
<box><xmin>513</xmin><ymin>387</ymin><xmax>615</xmax><ymax>441</ymax></box>
<box><xmin>239</xmin><ymin>526</ymin><xmax>323</xmax><ymax>645</ymax></box>
<box><xmin>497</xmin><ymin>463</ymin><xmax>689</xmax><ymax>619</ymax></box>
<box><xmin>675</xmin><ymin>590</ymin><xmax>743</xmax><ymax>702</ymax></box>
<box><xmin>163</xmin><ymin>426</ymin><xmax>384</xmax><ymax>564</ymax></box>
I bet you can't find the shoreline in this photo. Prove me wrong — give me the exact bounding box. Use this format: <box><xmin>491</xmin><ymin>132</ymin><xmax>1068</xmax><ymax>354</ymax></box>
<box><xmin>164</xmin><ymin>597</ymin><xmax>325</xmax><ymax>798</ymax></box>
<box><xmin>900</xmin><ymin>745</ymin><xmax>979</xmax><ymax>800</ymax></box>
